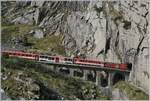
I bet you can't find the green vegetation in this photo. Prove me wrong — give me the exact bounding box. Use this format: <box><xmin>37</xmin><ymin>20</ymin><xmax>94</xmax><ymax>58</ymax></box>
<box><xmin>1</xmin><ymin>24</ymin><xmax>66</xmax><ymax>55</ymax></box>
<box><xmin>113</xmin><ymin>81</ymin><xmax>149</xmax><ymax>100</ymax></box>
<box><xmin>1</xmin><ymin>24</ymin><xmax>36</xmax><ymax>43</ymax></box>
<box><xmin>1</xmin><ymin>56</ymin><xmax>107</xmax><ymax>100</ymax></box>
<box><xmin>27</xmin><ymin>34</ymin><xmax>66</xmax><ymax>55</ymax></box>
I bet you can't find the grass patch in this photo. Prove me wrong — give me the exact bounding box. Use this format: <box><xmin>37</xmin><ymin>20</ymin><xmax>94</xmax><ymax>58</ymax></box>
<box><xmin>1</xmin><ymin>24</ymin><xmax>36</xmax><ymax>43</ymax></box>
<box><xmin>113</xmin><ymin>81</ymin><xmax>149</xmax><ymax>100</ymax></box>
<box><xmin>1</xmin><ymin>24</ymin><xmax>66</xmax><ymax>55</ymax></box>
<box><xmin>27</xmin><ymin>34</ymin><xmax>66</xmax><ymax>55</ymax></box>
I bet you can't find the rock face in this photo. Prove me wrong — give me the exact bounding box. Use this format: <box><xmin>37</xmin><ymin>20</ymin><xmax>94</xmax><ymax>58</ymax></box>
<box><xmin>31</xmin><ymin>29</ymin><xmax>44</xmax><ymax>39</ymax></box>
<box><xmin>1</xmin><ymin>89</ymin><xmax>11</xmax><ymax>100</ymax></box>
<box><xmin>1</xmin><ymin>0</ymin><xmax>149</xmax><ymax>94</ymax></box>
<box><xmin>112</xmin><ymin>88</ymin><xmax>128</xmax><ymax>100</ymax></box>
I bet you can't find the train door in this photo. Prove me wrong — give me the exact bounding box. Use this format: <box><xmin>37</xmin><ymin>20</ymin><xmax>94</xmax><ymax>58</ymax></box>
<box><xmin>35</xmin><ymin>55</ymin><xmax>39</xmax><ymax>61</ymax></box>
<box><xmin>73</xmin><ymin>57</ymin><xmax>79</xmax><ymax>64</ymax></box>
<box><xmin>55</xmin><ymin>57</ymin><xmax>59</xmax><ymax>63</ymax></box>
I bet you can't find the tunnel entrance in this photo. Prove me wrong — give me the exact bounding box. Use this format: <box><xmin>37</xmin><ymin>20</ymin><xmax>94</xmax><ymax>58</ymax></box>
<box><xmin>113</xmin><ymin>72</ymin><xmax>125</xmax><ymax>85</ymax></box>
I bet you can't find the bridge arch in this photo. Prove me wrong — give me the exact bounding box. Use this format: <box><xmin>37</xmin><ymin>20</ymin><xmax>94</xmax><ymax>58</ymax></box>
<box><xmin>87</xmin><ymin>70</ymin><xmax>96</xmax><ymax>82</ymax></box>
<box><xmin>112</xmin><ymin>72</ymin><xmax>125</xmax><ymax>85</ymax></box>
<box><xmin>100</xmin><ymin>71</ymin><xmax>108</xmax><ymax>87</ymax></box>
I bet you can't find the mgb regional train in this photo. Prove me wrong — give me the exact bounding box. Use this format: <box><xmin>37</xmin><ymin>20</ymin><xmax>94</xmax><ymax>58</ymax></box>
<box><xmin>2</xmin><ymin>50</ymin><xmax>132</xmax><ymax>70</ymax></box>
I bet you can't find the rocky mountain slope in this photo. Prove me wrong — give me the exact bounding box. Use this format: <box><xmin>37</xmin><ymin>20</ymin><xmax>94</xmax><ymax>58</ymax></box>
<box><xmin>1</xmin><ymin>56</ymin><xmax>107</xmax><ymax>100</ymax></box>
<box><xmin>1</xmin><ymin>0</ymin><xmax>149</xmax><ymax>96</ymax></box>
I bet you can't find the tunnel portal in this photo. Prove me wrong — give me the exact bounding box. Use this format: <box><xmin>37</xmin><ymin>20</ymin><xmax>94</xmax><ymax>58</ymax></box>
<box><xmin>113</xmin><ymin>72</ymin><xmax>125</xmax><ymax>85</ymax></box>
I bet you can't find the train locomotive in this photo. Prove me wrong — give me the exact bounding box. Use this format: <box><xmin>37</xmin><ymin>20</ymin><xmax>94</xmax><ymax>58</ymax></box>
<box><xmin>2</xmin><ymin>50</ymin><xmax>132</xmax><ymax>71</ymax></box>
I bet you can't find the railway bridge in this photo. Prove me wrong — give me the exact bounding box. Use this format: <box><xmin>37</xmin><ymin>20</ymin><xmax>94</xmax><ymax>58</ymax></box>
<box><xmin>2</xmin><ymin>50</ymin><xmax>131</xmax><ymax>88</ymax></box>
<box><xmin>38</xmin><ymin>61</ymin><xmax>130</xmax><ymax>88</ymax></box>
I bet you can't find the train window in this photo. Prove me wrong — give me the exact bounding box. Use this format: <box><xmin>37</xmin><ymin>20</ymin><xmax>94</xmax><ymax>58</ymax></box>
<box><xmin>40</xmin><ymin>56</ymin><xmax>45</xmax><ymax>58</ymax></box>
<box><xmin>21</xmin><ymin>54</ymin><xmax>24</xmax><ymax>56</ymax></box>
<box><xmin>44</xmin><ymin>56</ymin><xmax>46</xmax><ymax>58</ymax></box>
<box><xmin>49</xmin><ymin>57</ymin><xmax>53</xmax><ymax>60</ymax></box>
<box><xmin>12</xmin><ymin>53</ymin><xmax>16</xmax><ymax>55</ymax></box>
<box><xmin>69</xmin><ymin>59</ymin><xmax>72</xmax><ymax>61</ymax></box>
<box><xmin>17</xmin><ymin>53</ymin><xmax>20</xmax><ymax>55</ymax></box>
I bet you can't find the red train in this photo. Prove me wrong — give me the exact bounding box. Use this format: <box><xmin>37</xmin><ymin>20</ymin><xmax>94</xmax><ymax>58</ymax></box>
<box><xmin>2</xmin><ymin>50</ymin><xmax>132</xmax><ymax>71</ymax></box>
